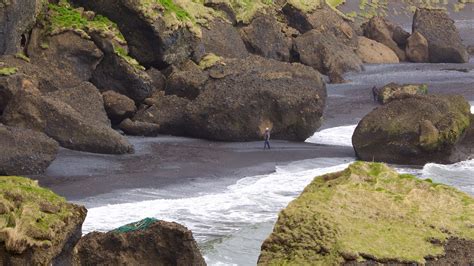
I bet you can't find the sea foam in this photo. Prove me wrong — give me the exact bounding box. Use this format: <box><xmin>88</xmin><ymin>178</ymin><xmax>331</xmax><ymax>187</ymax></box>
<box><xmin>306</xmin><ymin>125</ymin><xmax>357</xmax><ymax>146</ymax></box>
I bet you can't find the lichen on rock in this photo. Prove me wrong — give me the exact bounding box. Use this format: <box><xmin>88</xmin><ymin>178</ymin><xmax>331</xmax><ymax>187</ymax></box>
<box><xmin>258</xmin><ymin>162</ymin><xmax>474</xmax><ymax>265</ymax></box>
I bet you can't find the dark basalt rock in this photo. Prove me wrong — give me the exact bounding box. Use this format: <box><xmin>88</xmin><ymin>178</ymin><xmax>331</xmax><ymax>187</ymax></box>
<box><xmin>362</xmin><ymin>16</ymin><xmax>406</xmax><ymax>61</ymax></box>
<box><xmin>73</xmin><ymin>219</ymin><xmax>206</xmax><ymax>266</ymax></box>
<box><xmin>27</xmin><ymin>30</ymin><xmax>103</xmax><ymax>90</ymax></box>
<box><xmin>90</xmin><ymin>34</ymin><xmax>156</xmax><ymax>103</ymax></box>
<box><xmin>70</xmin><ymin>0</ymin><xmax>200</xmax><ymax>68</ymax></box>
<box><xmin>185</xmin><ymin>56</ymin><xmax>326</xmax><ymax>141</ymax></box>
<box><xmin>102</xmin><ymin>90</ymin><xmax>137</xmax><ymax>124</ymax></box>
<box><xmin>294</xmin><ymin>30</ymin><xmax>362</xmax><ymax>83</ymax></box>
<box><xmin>201</xmin><ymin>18</ymin><xmax>248</xmax><ymax>59</ymax></box>
<box><xmin>240</xmin><ymin>14</ymin><xmax>292</xmax><ymax>62</ymax></box>
<box><xmin>413</xmin><ymin>8</ymin><xmax>469</xmax><ymax>63</ymax></box>
<box><xmin>0</xmin><ymin>124</ymin><xmax>58</xmax><ymax>175</ymax></box>
<box><xmin>2</xmin><ymin>82</ymin><xmax>133</xmax><ymax>155</ymax></box>
<box><xmin>0</xmin><ymin>0</ymin><xmax>43</xmax><ymax>55</ymax></box>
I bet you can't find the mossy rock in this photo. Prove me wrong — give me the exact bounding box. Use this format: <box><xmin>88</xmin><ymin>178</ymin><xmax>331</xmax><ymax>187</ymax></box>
<box><xmin>0</xmin><ymin>176</ymin><xmax>86</xmax><ymax>265</ymax></box>
<box><xmin>353</xmin><ymin>94</ymin><xmax>472</xmax><ymax>165</ymax></box>
<box><xmin>258</xmin><ymin>162</ymin><xmax>474</xmax><ymax>265</ymax></box>
<box><xmin>376</xmin><ymin>83</ymin><xmax>428</xmax><ymax>104</ymax></box>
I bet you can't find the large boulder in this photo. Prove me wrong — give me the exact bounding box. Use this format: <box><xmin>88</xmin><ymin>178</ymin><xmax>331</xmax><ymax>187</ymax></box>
<box><xmin>70</xmin><ymin>0</ymin><xmax>199</xmax><ymax>68</ymax></box>
<box><xmin>102</xmin><ymin>90</ymin><xmax>137</xmax><ymax>124</ymax></box>
<box><xmin>412</xmin><ymin>8</ymin><xmax>469</xmax><ymax>63</ymax></box>
<box><xmin>362</xmin><ymin>16</ymin><xmax>406</xmax><ymax>61</ymax></box>
<box><xmin>136</xmin><ymin>56</ymin><xmax>327</xmax><ymax>141</ymax></box>
<box><xmin>406</xmin><ymin>31</ymin><xmax>430</xmax><ymax>63</ymax></box>
<box><xmin>118</xmin><ymin>118</ymin><xmax>160</xmax><ymax>137</ymax></box>
<box><xmin>258</xmin><ymin>162</ymin><xmax>474</xmax><ymax>265</ymax></box>
<box><xmin>90</xmin><ymin>35</ymin><xmax>156</xmax><ymax>103</ymax></box>
<box><xmin>375</xmin><ymin>83</ymin><xmax>428</xmax><ymax>104</ymax></box>
<box><xmin>185</xmin><ymin>56</ymin><xmax>326</xmax><ymax>141</ymax></box>
<box><xmin>0</xmin><ymin>176</ymin><xmax>87</xmax><ymax>265</ymax></box>
<box><xmin>134</xmin><ymin>92</ymin><xmax>190</xmax><ymax>136</ymax></box>
<box><xmin>201</xmin><ymin>18</ymin><xmax>248</xmax><ymax>59</ymax></box>
<box><xmin>352</xmin><ymin>94</ymin><xmax>472</xmax><ymax>165</ymax></box>
<box><xmin>2</xmin><ymin>83</ymin><xmax>133</xmax><ymax>154</ymax></box>
<box><xmin>0</xmin><ymin>0</ymin><xmax>43</xmax><ymax>55</ymax></box>
<box><xmin>282</xmin><ymin>2</ymin><xmax>358</xmax><ymax>48</ymax></box>
<box><xmin>240</xmin><ymin>14</ymin><xmax>292</xmax><ymax>62</ymax></box>
<box><xmin>73</xmin><ymin>218</ymin><xmax>206</xmax><ymax>266</ymax></box>
<box><xmin>47</xmin><ymin>82</ymin><xmax>111</xmax><ymax>127</ymax></box>
<box><xmin>356</xmin><ymin>36</ymin><xmax>399</xmax><ymax>64</ymax></box>
<box><xmin>294</xmin><ymin>30</ymin><xmax>362</xmax><ymax>83</ymax></box>
<box><xmin>0</xmin><ymin>125</ymin><xmax>58</xmax><ymax>175</ymax></box>
<box><xmin>0</xmin><ymin>73</ymin><xmax>33</xmax><ymax>114</ymax></box>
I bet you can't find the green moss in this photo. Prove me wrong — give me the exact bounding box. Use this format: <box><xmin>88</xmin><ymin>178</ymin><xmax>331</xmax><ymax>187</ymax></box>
<box><xmin>46</xmin><ymin>1</ymin><xmax>146</xmax><ymax>69</ymax></box>
<box><xmin>198</xmin><ymin>53</ymin><xmax>223</xmax><ymax>69</ymax></box>
<box><xmin>114</xmin><ymin>45</ymin><xmax>146</xmax><ymax>71</ymax></box>
<box><xmin>0</xmin><ymin>67</ymin><xmax>18</xmax><ymax>76</ymax></box>
<box><xmin>259</xmin><ymin>162</ymin><xmax>474</xmax><ymax>265</ymax></box>
<box><xmin>14</xmin><ymin>53</ymin><xmax>31</xmax><ymax>63</ymax></box>
<box><xmin>47</xmin><ymin>1</ymin><xmax>125</xmax><ymax>43</ymax></box>
<box><xmin>0</xmin><ymin>176</ymin><xmax>78</xmax><ymax>250</ymax></box>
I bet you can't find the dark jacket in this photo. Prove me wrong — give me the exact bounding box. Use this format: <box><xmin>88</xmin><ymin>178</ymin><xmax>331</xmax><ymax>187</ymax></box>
<box><xmin>264</xmin><ymin>131</ymin><xmax>270</xmax><ymax>141</ymax></box>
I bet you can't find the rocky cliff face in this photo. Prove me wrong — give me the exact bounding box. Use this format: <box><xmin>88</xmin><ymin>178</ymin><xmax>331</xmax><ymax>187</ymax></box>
<box><xmin>0</xmin><ymin>0</ymin><xmax>470</xmax><ymax>169</ymax></box>
<box><xmin>258</xmin><ymin>162</ymin><xmax>474</xmax><ymax>265</ymax></box>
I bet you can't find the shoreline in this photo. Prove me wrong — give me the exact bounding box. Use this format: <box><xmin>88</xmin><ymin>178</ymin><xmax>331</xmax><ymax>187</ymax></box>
<box><xmin>34</xmin><ymin>58</ymin><xmax>474</xmax><ymax>201</ymax></box>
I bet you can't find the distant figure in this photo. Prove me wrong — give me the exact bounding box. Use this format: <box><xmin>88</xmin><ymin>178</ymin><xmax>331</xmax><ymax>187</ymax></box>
<box><xmin>372</xmin><ymin>86</ymin><xmax>379</xmax><ymax>103</ymax></box>
<box><xmin>264</xmin><ymin>128</ymin><xmax>271</xmax><ymax>150</ymax></box>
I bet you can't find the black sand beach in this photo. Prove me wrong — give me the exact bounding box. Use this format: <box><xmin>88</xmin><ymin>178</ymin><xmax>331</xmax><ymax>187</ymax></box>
<box><xmin>35</xmin><ymin>58</ymin><xmax>474</xmax><ymax>201</ymax></box>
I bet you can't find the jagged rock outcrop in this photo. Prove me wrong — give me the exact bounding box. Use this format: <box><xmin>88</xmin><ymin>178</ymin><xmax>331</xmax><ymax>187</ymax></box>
<box><xmin>0</xmin><ymin>125</ymin><xmax>58</xmax><ymax>175</ymax></box>
<box><xmin>0</xmin><ymin>176</ymin><xmax>87</xmax><ymax>265</ymax></box>
<box><xmin>70</xmin><ymin>0</ymin><xmax>200</xmax><ymax>68</ymax></box>
<box><xmin>412</xmin><ymin>8</ymin><xmax>469</xmax><ymax>63</ymax></box>
<box><xmin>295</xmin><ymin>30</ymin><xmax>362</xmax><ymax>83</ymax></box>
<box><xmin>356</xmin><ymin>36</ymin><xmax>399</xmax><ymax>64</ymax></box>
<box><xmin>258</xmin><ymin>162</ymin><xmax>474</xmax><ymax>265</ymax></box>
<box><xmin>102</xmin><ymin>90</ymin><xmax>137</xmax><ymax>124</ymax></box>
<box><xmin>283</xmin><ymin>2</ymin><xmax>361</xmax><ymax>82</ymax></box>
<box><xmin>2</xmin><ymin>82</ymin><xmax>133</xmax><ymax>154</ymax></box>
<box><xmin>0</xmin><ymin>73</ymin><xmax>34</xmax><ymax>114</ymax></box>
<box><xmin>90</xmin><ymin>34</ymin><xmax>156</xmax><ymax>102</ymax></box>
<box><xmin>73</xmin><ymin>218</ymin><xmax>206</xmax><ymax>266</ymax></box>
<box><xmin>27</xmin><ymin>30</ymin><xmax>103</xmax><ymax>90</ymax></box>
<box><xmin>240</xmin><ymin>14</ymin><xmax>292</xmax><ymax>62</ymax></box>
<box><xmin>282</xmin><ymin>2</ymin><xmax>357</xmax><ymax>47</ymax></box>
<box><xmin>352</xmin><ymin>94</ymin><xmax>472</xmax><ymax>165</ymax></box>
<box><xmin>362</xmin><ymin>16</ymin><xmax>406</xmax><ymax>61</ymax></box>
<box><xmin>375</xmin><ymin>83</ymin><xmax>428</xmax><ymax>104</ymax></box>
<box><xmin>406</xmin><ymin>31</ymin><xmax>429</xmax><ymax>63</ymax></box>
<box><xmin>0</xmin><ymin>0</ymin><xmax>43</xmax><ymax>55</ymax></box>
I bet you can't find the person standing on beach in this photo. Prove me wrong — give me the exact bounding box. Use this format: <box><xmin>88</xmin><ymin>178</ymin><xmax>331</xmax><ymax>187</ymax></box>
<box><xmin>264</xmin><ymin>128</ymin><xmax>271</xmax><ymax>150</ymax></box>
<box><xmin>372</xmin><ymin>86</ymin><xmax>379</xmax><ymax>103</ymax></box>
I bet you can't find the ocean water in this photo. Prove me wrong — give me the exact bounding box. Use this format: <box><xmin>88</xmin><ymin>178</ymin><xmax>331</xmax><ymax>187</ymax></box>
<box><xmin>80</xmin><ymin>123</ymin><xmax>474</xmax><ymax>265</ymax></box>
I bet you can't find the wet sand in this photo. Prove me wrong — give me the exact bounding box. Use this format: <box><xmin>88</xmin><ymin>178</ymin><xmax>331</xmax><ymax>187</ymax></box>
<box><xmin>34</xmin><ymin>10</ymin><xmax>474</xmax><ymax>201</ymax></box>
